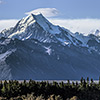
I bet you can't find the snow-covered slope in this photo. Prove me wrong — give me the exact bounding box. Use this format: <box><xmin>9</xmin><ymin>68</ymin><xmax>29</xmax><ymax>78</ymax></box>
<box><xmin>1</xmin><ymin>14</ymin><xmax>61</xmax><ymax>42</ymax></box>
<box><xmin>0</xmin><ymin>14</ymin><xmax>100</xmax><ymax>80</ymax></box>
<box><xmin>0</xmin><ymin>14</ymin><xmax>82</xmax><ymax>46</ymax></box>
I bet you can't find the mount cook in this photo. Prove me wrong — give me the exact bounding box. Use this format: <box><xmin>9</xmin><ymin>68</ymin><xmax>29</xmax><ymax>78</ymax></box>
<box><xmin>0</xmin><ymin>14</ymin><xmax>100</xmax><ymax>80</ymax></box>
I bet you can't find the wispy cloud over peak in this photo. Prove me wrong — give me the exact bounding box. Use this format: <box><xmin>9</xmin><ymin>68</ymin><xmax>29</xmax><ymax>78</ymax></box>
<box><xmin>25</xmin><ymin>8</ymin><xmax>59</xmax><ymax>17</ymax></box>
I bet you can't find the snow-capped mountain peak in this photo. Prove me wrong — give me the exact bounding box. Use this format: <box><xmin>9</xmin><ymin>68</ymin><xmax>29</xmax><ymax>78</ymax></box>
<box><xmin>1</xmin><ymin>14</ymin><xmax>100</xmax><ymax>80</ymax></box>
<box><xmin>32</xmin><ymin>14</ymin><xmax>61</xmax><ymax>34</ymax></box>
<box><xmin>6</xmin><ymin>14</ymin><xmax>61</xmax><ymax>40</ymax></box>
<box><xmin>1</xmin><ymin>14</ymin><xmax>100</xmax><ymax>50</ymax></box>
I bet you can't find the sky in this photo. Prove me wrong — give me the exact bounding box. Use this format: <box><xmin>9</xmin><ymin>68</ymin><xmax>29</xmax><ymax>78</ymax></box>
<box><xmin>0</xmin><ymin>0</ymin><xmax>100</xmax><ymax>34</ymax></box>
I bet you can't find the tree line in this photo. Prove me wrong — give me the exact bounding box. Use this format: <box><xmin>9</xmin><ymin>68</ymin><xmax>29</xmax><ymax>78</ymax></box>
<box><xmin>0</xmin><ymin>77</ymin><xmax>100</xmax><ymax>100</ymax></box>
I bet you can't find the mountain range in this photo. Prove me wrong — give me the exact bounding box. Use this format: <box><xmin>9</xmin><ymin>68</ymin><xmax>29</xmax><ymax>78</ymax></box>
<box><xmin>0</xmin><ymin>14</ymin><xmax>100</xmax><ymax>80</ymax></box>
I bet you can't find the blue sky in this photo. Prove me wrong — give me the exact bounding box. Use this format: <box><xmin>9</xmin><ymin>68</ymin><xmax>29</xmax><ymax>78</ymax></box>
<box><xmin>0</xmin><ymin>0</ymin><xmax>100</xmax><ymax>34</ymax></box>
<box><xmin>0</xmin><ymin>0</ymin><xmax>100</xmax><ymax>19</ymax></box>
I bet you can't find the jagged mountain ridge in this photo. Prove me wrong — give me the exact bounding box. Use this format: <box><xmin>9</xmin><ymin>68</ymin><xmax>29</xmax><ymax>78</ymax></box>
<box><xmin>0</xmin><ymin>14</ymin><xmax>84</xmax><ymax>46</ymax></box>
<box><xmin>0</xmin><ymin>14</ymin><xmax>100</xmax><ymax>80</ymax></box>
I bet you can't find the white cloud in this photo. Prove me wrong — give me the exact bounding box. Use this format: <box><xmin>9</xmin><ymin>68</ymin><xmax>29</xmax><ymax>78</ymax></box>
<box><xmin>49</xmin><ymin>18</ymin><xmax>100</xmax><ymax>35</ymax></box>
<box><xmin>25</xmin><ymin>8</ymin><xmax>59</xmax><ymax>17</ymax></box>
<box><xmin>0</xmin><ymin>20</ymin><xmax>18</xmax><ymax>32</ymax></box>
<box><xmin>0</xmin><ymin>18</ymin><xmax>100</xmax><ymax>36</ymax></box>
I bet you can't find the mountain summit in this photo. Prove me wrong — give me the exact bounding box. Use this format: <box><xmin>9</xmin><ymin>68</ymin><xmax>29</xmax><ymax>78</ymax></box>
<box><xmin>1</xmin><ymin>14</ymin><xmax>61</xmax><ymax>41</ymax></box>
<box><xmin>0</xmin><ymin>14</ymin><xmax>100</xmax><ymax>80</ymax></box>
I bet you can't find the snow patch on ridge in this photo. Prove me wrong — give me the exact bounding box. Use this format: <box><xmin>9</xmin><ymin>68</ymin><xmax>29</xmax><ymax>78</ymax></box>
<box><xmin>0</xmin><ymin>49</ymin><xmax>16</xmax><ymax>80</ymax></box>
<box><xmin>0</xmin><ymin>49</ymin><xmax>16</xmax><ymax>61</ymax></box>
<box><xmin>44</xmin><ymin>46</ymin><xmax>52</xmax><ymax>55</ymax></box>
<box><xmin>57</xmin><ymin>37</ymin><xmax>71</xmax><ymax>46</ymax></box>
<box><xmin>22</xmin><ymin>33</ymin><xmax>32</xmax><ymax>41</ymax></box>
